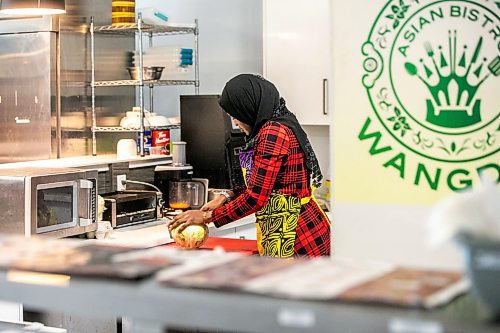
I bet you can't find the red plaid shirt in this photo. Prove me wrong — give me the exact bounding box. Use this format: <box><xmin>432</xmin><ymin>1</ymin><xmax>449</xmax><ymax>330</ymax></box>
<box><xmin>212</xmin><ymin>121</ymin><xmax>330</xmax><ymax>257</ymax></box>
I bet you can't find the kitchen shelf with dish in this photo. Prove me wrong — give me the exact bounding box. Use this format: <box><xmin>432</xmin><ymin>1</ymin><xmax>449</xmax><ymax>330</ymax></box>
<box><xmin>89</xmin><ymin>13</ymin><xmax>200</xmax><ymax>156</ymax></box>
<box><xmin>93</xmin><ymin>124</ymin><xmax>181</xmax><ymax>133</ymax></box>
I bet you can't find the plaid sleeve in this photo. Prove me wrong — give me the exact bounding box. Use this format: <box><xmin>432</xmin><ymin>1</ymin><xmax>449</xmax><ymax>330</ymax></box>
<box><xmin>231</xmin><ymin>185</ymin><xmax>246</xmax><ymax>197</ymax></box>
<box><xmin>212</xmin><ymin>122</ymin><xmax>290</xmax><ymax>227</ymax></box>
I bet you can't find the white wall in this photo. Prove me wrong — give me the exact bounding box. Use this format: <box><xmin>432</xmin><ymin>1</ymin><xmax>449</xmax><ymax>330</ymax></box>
<box><xmin>304</xmin><ymin>125</ymin><xmax>330</xmax><ymax>192</ymax></box>
<box><xmin>333</xmin><ymin>204</ymin><xmax>462</xmax><ymax>269</ymax></box>
<box><xmin>137</xmin><ymin>0</ymin><xmax>263</xmax><ymax>119</ymax></box>
<box><xmin>137</xmin><ymin>0</ymin><xmax>332</xmax><ymax>181</ymax></box>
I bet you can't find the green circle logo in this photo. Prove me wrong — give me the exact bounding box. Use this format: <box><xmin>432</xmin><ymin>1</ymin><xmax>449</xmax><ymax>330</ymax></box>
<box><xmin>362</xmin><ymin>0</ymin><xmax>499</xmax><ymax>163</ymax></box>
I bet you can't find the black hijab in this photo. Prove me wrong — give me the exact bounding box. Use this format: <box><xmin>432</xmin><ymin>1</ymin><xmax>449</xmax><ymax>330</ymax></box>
<box><xmin>218</xmin><ymin>74</ymin><xmax>323</xmax><ymax>188</ymax></box>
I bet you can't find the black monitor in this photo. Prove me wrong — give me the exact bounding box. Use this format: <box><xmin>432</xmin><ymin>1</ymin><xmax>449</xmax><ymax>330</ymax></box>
<box><xmin>180</xmin><ymin>95</ymin><xmax>245</xmax><ymax>189</ymax></box>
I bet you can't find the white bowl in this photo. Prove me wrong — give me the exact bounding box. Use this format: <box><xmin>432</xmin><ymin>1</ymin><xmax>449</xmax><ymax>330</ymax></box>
<box><xmin>148</xmin><ymin>115</ymin><xmax>170</xmax><ymax>127</ymax></box>
<box><xmin>120</xmin><ymin>116</ymin><xmax>150</xmax><ymax>129</ymax></box>
<box><xmin>167</xmin><ymin>116</ymin><xmax>181</xmax><ymax>125</ymax></box>
<box><xmin>116</xmin><ymin>139</ymin><xmax>137</xmax><ymax>159</ymax></box>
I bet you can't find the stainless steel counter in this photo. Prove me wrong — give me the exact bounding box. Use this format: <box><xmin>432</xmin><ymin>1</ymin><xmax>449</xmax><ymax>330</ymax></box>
<box><xmin>0</xmin><ymin>155</ymin><xmax>172</xmax><ymax>172</ymax></box>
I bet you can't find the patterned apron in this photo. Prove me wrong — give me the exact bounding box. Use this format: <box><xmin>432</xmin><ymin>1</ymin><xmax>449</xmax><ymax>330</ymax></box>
<box><xmin>239</xmin><ymin>150</ymin><xmax>313</xmax><ymax>258</ymax></box>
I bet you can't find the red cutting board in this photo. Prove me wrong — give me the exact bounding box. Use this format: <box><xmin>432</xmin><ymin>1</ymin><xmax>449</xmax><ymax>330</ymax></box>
<box><xmin>166</xmin><ymin>237</ymin><xmax>259</xmax><ymax>255</ymax></box>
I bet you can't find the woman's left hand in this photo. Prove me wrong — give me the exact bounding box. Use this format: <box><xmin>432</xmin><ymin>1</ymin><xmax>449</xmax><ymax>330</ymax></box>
<box><xmin>168</xmin><ymin>210</ymin><xmax>208</xmax><ymax>234</ymax></box>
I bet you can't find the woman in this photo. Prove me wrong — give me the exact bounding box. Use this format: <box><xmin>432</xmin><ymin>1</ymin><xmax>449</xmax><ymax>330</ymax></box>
<box><xmin>168</xmin><ymin>74</ymin><xmax>330</xmax><ymax>257</ymax></box>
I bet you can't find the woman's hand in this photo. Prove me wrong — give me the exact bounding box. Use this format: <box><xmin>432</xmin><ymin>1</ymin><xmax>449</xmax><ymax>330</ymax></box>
<box><xmin>168</xmin><ymin>210</ymin><xmax>211</xmax><ymax>234</ymax></box>
<box><xmin>200</xmin><ymin>195</ymin><xmax>226</xmax><ymax>212</ymax></box>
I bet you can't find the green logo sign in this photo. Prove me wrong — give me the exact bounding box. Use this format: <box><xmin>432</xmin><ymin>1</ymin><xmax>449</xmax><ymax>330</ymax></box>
<box><xmin>360</xmin><ymin>0</ymin><xmax>499</xmax><ymax>191</ymax></box>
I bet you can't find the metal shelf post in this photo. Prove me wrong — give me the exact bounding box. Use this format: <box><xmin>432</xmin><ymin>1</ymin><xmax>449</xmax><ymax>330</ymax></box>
<box><xmin>149</xmin><ymin>31</ymin><xmax>154</xmax><ymax>114</ymax></box>
<box><xmin>90</xmin><ymin>17</ymin><xmax>97</xmax><ymax>156</ymax></box>
<box><xmin>137</xmin><ymin>14</ymin><xmax>145</xmax><ymax>157</ymax></box>
<box><xmin>194</xmin><ymin>19</ymin><xmax>199</xmax><ymax>95</ymax></box>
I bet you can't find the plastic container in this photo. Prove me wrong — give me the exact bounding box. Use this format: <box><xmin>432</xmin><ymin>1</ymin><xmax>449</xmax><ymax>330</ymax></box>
<box><xmin>137</xmin><ymin>130</ymin><xmax>152</xmax><ymax>155</ymax></box>
<box><xmin>138</xmin><ymin>7</ymin><xmax>169</xmax><ymax>25</ymax></box>
<box><xmin>172</xmin><ymin>141</ymin><xmax>187</xmax><ymax>166</ymax></box>
<box><xmin>112</xmin><ymin>0</ymin><xmax>135</xmax><ymax>26</ymax></box>
<box><xmin>152</xmin><ymin>129</ymin><xmax>170</xmax><ymax>145</ymax></box>
<box><xmin>162</xmin><ymin>65</ymin><xmax>193</xmax><ymax>80</ymax></box>
<box><xmin>149</xmin><ymin>146</ymin><xmax>167</xmax><ymax>156</ymax></box>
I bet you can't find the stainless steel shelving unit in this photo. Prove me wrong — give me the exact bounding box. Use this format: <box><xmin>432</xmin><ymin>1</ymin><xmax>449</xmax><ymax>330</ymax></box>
<box><xmin>90</xmin><ymin>14</ymin><xmax>200</xmax><ymax>156</ymax></box>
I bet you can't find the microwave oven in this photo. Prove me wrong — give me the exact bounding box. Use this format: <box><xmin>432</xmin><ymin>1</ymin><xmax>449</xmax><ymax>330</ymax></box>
<box><xmin>0</xmin><ymin>167</ymin><xmax>98</xmax><ymax>238</ymax></box>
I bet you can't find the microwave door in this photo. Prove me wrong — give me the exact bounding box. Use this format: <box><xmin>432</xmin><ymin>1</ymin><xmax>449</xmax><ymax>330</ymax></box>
<box><xmin>36</xmin><ymin>181</ymin><xmax>78</xmax><ymax>234</ymax></box>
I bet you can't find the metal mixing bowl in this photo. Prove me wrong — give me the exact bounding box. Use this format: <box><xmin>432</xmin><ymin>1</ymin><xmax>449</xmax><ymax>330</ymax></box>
<box><xmin>127</xmin><ymin>66</ymin><xmax>164</xmax><ymax>80</ymax></box>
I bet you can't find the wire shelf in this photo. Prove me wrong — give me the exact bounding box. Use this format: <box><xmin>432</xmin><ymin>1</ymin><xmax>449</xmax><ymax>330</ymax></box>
<box><xmin>92</xmin><ymin>80</ymin><xmax>197</xmax><ymax>87</ymax></box>
<box><xmin>93</xmin><ymin>23</ymin><xmax>196</xmax><ymax>36</ymax></box>
<box><xmin>93</xmin><ymin>125</ymin><xmax>180</xmax><ymax>132</ymax></box>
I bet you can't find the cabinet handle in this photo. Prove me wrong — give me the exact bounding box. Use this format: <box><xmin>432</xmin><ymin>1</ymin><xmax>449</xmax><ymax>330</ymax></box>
<box><xmin>322</xmin><ymin>78</ymin><xmax>328</xmax><ymax>115</ymax></box>
<box><xmin>14</xmin><ymin>117</ymin><xmax>30</xmax><ymax>124</ymax></box>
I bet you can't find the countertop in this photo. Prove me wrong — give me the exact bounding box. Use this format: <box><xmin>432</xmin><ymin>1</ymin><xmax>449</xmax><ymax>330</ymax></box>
<box><xmin>100</xmin><ymin>210</ymin><xmax>329</xmax><ymax>248</ymax></box>
<box><xmin>99</xmin><ymin>215</ymin><xmax>256</xmax><ymax>248</ymax></box>
<box><xmin>0</xmin><ymin>263</ymin><xmax>498</xmax><ymax>333</ymax></box>
<box><xmin>0</xmin><ymin>213</ymin><xmax>497</xmax><ymax>333</ymax></box>
<box><xmin>0</xmin><ymin>154</ymin><xmax>172</xmax><ymax>172</ymax></box>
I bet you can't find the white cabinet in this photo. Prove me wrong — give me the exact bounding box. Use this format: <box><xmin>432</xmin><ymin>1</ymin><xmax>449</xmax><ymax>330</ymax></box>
<box><xmin>208</xmin><ymin>218</ymin><xmax>256</xmax><ymax>240</ymax></box>
<box><xmin>235</xmin><ymin>223</ymin><xmax>257</xmax><ymax>240</ymax></box>
<box><xmin>263</xmin><ymin>0</ymin><xmax>331</xmax><ymax>125</ymax></box>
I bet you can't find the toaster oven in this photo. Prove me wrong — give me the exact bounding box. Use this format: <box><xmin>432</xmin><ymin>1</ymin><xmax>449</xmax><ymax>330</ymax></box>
<box><xmin>0</xmin><ymin>167</ymin><xmax>98</xmax><ymax>238</ymax></box>
<box><xmin>102</xmin><ymin>190</ymin><xmax>162</xmax><ymax>228</ymax></box>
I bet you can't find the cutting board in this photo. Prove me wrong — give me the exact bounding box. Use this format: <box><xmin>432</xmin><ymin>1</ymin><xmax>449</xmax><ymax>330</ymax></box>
<box><xmin>166</xmin><ymin>237</ymin><xmax>259</xmax><ymax>255</ymax></box>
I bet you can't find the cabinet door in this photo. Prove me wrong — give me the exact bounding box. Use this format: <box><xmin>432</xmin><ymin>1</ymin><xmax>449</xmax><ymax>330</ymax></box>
<box><xmin>0</xmin><ymin>32</ymin><xmax>53</xmax><ymax>163</ymax></box>
<box><xmin>0</xmin><ymin>301</ymin><xmax>22</xmax><ymax>321</ymax></box>
<box><xmin>263</xmin><ymin>0</ymin><xmax>331</xmax><ymax>125</ymax></box>
<box><xmin>235</xmin><ymin>223</ymin><xmax>257</xmax><ymax>240</ymax></box>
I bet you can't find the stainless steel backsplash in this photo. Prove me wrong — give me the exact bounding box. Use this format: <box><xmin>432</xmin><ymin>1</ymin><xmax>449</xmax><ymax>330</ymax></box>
<box><xmin>0</xmin><ymin>0</ymin><xmax>135</xmax><ymax>163</ymax></box>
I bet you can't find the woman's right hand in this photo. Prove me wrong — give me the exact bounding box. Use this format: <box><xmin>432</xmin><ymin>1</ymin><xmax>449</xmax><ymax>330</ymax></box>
<box><xmin>201</xmin><ymin>195</ymin><xmax>227</xmax><ymax>212</ymax></box>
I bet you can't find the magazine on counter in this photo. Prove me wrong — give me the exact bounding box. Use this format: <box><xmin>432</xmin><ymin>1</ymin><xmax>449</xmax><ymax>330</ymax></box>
<box><xmin>336</xmin><ymin>267</ymin><xmax>468</xmax><ymax>309</ymax></box>
<box><xmin>157</xmin><ymin>255</ymin><xmax>305</xmax><ymax>290</ymax></box>
<box><xmin>0</xmin><ymin>235</ymin><xmax>179</xmax><ymax>281</ymax></box>
<box><xmin>158</xmin><ymin>256</ymin><xmax>468</xmax><ymax>309</ymax></box>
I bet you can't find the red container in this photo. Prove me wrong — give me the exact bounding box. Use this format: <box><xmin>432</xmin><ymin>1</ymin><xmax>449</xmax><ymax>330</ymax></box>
<box><xmin>152</xmin><ymin>129</ymin><xmax>170</xmax><ymax>155</ymax></box>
